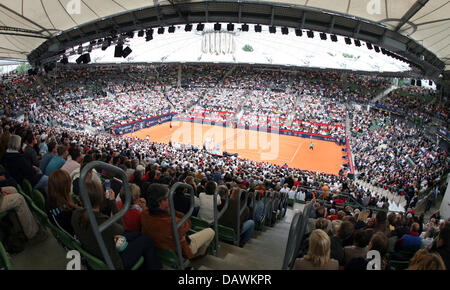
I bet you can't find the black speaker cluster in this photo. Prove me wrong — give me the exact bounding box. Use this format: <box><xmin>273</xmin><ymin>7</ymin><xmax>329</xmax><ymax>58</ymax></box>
<box><xmin>114</xmin><ymin>45</ymin><xmax>133</xmax><ymax>58</ymax></box>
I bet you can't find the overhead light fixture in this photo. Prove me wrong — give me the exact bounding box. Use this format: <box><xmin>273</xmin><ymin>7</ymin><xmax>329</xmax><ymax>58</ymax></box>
<box><xmin>281</xmin><ymin>27</ymin><xmax>289</xmax><ymax>35</ymax></box>
<box><xmin>330</xmin><ymin>34</ymin><xmax>338</xmax><ymax>42</ymax></box>
<box><xmin>307</xmin><ymin>30</ymin><xmax>314</xmax><ymax>38</ymax></box>
<box><xmin>295</xmin><ymin>29</ymin><xmax>302</xmax><ymax>37</ymax></box>
<box><xmin>255</xmin><ymin>24</ymin><xmax>262</xmax><ymax>33</ymax></box>
<box><xmin>269</xmin><ymin>26</ymin><xmax>276</xmax><ymax>34</ymax></box>
<box><xmin>227</xmin><ymin>23</ymin><xmax>234</xmax><ymax>31</ymax></box>
<box><xmin>158</xmin><ymin>27</ymin><xmax>165</xmax><ymax>34</ymax></box>
<box><xmin>214</xmin><ymin>23</ymin><xmax>221</xmax><ymax>31</ymax></box>
<box><xmin>185</xmin><ymin>24</ymin><xmax>193</xmax><ymax>32</ymax></box>
<box><xmin>241</xmin><ymin>24</ymin><xmax>249</xmax><ymax>32</ymax></box>
<box><xmin>114</xmin><ymin>44</ymin><xmax>123</xmax><ymax>58</ymax></box>
<box><xmin>197</xmin><ymin>23</ymin><xmax>204</xmax><ymax>31</ymax></box>
<box><xmin>320</xmin><ymin>32</ymin><xmax>327</xmax><ymax>40</ymax></box>
<box><xmin>168</xmin><ymin>26</ymin><xmax>175</xmax><ymax>33</ymax></box>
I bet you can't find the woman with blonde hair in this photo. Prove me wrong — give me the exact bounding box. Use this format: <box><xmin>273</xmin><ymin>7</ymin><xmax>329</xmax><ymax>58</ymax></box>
<box><xmin>294</xmin><ymin>229</ymin><xmax>339</xmax><ymax>270</ymax></box>
<box><xmin>408</xmin><ymin>249</ymin><xmax>446</xmax><ymax>270</ymax></box>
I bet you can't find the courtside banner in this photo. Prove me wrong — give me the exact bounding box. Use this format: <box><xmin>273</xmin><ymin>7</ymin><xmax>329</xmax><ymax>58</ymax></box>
<box><xmin>113</xmin><ymin>113</ymin><xmax>176</xmax><ymax>135</ymax></box>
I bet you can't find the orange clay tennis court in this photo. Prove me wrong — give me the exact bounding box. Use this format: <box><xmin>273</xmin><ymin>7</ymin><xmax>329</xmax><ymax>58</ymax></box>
<box><xmin>125</xmin><ymin>121</ymin><xmax>345</xmax><ymax>175</ymax></box>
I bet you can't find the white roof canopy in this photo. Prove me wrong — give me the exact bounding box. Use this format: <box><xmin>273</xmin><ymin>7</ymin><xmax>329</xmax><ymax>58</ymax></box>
<box><xmin>0</xmin><ymin>0</ymin><xmax>447</xmax><ymax>72</ymax></box>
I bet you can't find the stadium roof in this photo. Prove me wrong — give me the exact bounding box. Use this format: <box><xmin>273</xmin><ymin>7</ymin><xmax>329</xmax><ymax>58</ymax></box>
<box><xmin>0</xmin><ymin>0</ymin><xmax>448</xmax><ymax>77</ymax></box>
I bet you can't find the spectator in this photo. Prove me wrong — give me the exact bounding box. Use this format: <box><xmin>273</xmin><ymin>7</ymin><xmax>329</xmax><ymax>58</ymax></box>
<box><xmin>428</xmin><ymin>222</ymin><xmax>450</xmax><ymax>270</ymax></box>
<box><xmin>141</xmin><ymin>183</ymin><xmax>215</xmax><ymax>259</ymax></box>
<box><xmin>294</xmin><ymin>229</ymin><xmax>339</xmax><ymax>270</ymax></box>
<box><xmin>46</xmin><ymin>169</ymin><xmax>80</xmax><ymax>237</ymax></box>
<box><xmin>39</xmin><ymin>141</ymin><xmax>57</xmax><ymax>174</ymax></box>
<box><xmin>197</xmin><ymin>181</ymin><xmax>221</xmax><ymax>224</ymax></box>
<box><xmin>71</xmin><ymin>179</ymin><xmax>162</xmax><ymax>270</ymax></box>
<box><xmin>395</xmin><ymin>222</ymin><xmax>422</xmax><ymax>253</ymax></box>
<box><xmin>2</xmin><ymin>135</ymin><xmax>48</xmax><ymax>192</ymax></box>
<box><xmin>61</xmin><ymin>147</ymin><xmax>83</xmax><ymax>176</ymax></box>
<box><xmin>343</xmin><ymin>229</ymin><xmax>370</xmax><ymax>266</ymax></box>
<box><xmin>45</xmin><ymin>145</ymin><xmax>68</xmax><ymax>176</ymax></box>
<box><xmin>0</xmin><ymin>186</ymin><xmax>48</xmax><ymax>245</ymax></box>
<box><xmin>117</xmin><ymin>183</ymin><xmax>146</xmax><ymax>232</ymax></box>
<box><xmin>408</xmin><ymin>249</ymin><xmax>446</xmax><ymax>270</ymax></box>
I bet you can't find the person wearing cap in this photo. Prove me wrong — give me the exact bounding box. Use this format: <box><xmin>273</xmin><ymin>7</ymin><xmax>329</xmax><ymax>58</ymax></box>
<box><xmin>141</xmin><ymin>183</ymin><xmax>215</xmax><ymax>260</ymax></box>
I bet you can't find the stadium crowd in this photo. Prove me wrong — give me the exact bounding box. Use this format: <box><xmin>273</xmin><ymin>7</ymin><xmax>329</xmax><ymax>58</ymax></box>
<box><xmin>0</xmin><ymin>63</ymin><xmax>449</xmax><ymax>270</ymax></box>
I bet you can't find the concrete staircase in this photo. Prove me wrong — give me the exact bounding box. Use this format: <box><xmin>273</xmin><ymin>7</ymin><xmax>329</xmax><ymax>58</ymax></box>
<box><xmin>354</xmin><ymin>179</ymin><xmax>407</xmax><ymax>212</ymax></box>
<box><xmin>371</xmin><ymin>85</ymin><xmax>398</xmax><ymax>104</ymax></box>
<box><xmin>190</xmin><ymin>209</ymin><xmax>295</xmax><ymax>270</ymax></box>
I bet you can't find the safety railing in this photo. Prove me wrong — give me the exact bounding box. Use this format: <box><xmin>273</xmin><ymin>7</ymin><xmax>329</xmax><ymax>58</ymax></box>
<box><xmin>79</xmin><ymin>161</ymin><xmax>132</xmax><ymax>270</ymax></box>
<box><xmin>290</xmin><ymin>202</ymin><xmax>314</xmax><ymax>269</ymax></box>
<box><xmin>213</xmin><ymin>185</ymin><xmax>230</xmax><ymax>256</ymax></box>
<box><xmin>236</xmin><ymin>189</ymin><xmax>249</xmax><ymax>246</ymax></box>
<box><xmin>281</xmin><ymin>211</ymin><xmax>303</xmax><ymax>270</ymax></box>
<box><xmin>168</xmin><ymin>182</ymin><xmax>195</xmax><ymax>270</ymax></box>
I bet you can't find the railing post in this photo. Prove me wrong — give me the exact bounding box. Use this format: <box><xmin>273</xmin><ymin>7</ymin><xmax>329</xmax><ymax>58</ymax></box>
<box><xmin>236</xmin><ymin>189</ymin><xmax>248</xmax><ymax>246</ymax></box>
<box><xmin>213</xmin><ymin>185</ymin><xmax>229</xmax><ymax>256</ymax></box>
<box><xmin>79</xmin><ymin>161</ymin><xmax>132</xmax><ymax>270</ymax></box>
<box><xmin>168</xmin><ymin>182</ymin><xmax>194</xmax><ymax>270</ymax></box>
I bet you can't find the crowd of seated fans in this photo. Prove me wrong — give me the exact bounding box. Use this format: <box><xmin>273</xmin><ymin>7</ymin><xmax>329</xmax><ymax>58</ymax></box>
<box><xmin>351</xmin><ymin>107</ymin><xmax>448</xmax><ymax>196</ymax></box>
<box><xmin>294</xmin><ymin>203</ymin><xmax>450</xmax><ymax>270</ymax></box>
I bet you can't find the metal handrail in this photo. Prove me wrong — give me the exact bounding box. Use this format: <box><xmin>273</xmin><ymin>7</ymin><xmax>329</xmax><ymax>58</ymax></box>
<box><xmin>281</xmin><ymin>211</ymin><xmax>303</xmax><ymax>270</ymax></box>
<box><xmin>168</xmin><ymin>182</ymin><xmax>195</xmax><ymax>270</ymax></box>
<box><xmin>290</xmin><ymin>202</ymin><xmax>314</xmax><ymax>269</ymax></box>
<box><xmin>236</xmin><ymin>189</ymin><xmax>249</xmax><ymax>246</ymax></box>
<box><xmin>213</xmin><ymin>185</ymin><xmax>230</xmax><ymax>256</ymax></box>
<box><xmin>79</xmin><ymin>161</ymin><xmax>131</xmax><ymax>270</ymax></box>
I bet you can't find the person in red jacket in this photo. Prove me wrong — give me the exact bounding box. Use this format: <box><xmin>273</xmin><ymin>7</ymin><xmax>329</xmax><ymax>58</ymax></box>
<box><xmin>117</xmin><ymin>183</ymin><xmax>145</xmax><ymax>232</ymax></box>
<box><xmin>140</xmin><ymin>183</ymin><xmax>215</xmax><ymax>260</ymax></box>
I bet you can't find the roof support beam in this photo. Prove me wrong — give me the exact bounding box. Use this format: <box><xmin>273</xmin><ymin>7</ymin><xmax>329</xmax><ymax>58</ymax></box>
<box><xmin>395</xmin><ymin>0</ymin><xmax>428</xmax><ymax>32</ymax></box>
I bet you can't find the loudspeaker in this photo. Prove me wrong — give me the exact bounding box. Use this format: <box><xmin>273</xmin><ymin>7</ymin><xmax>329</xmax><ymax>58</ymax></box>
<box><xmin>354</xmin><ymin>39</ymin><xmax>361</xmax><ymax>46</ymax></box>
<box><xmin>76</xmin><ymin>55</ymin><xmax>83</xmax><ymax>64</ymax></box>
<box><xmin>122</xmin><ymin>47</ymin><xmax>132</xmax><ymax>58</ymax></box>
<box><xmin>320</xmin><ymin>32</ymin><xmax>327</xmax><ymax>40</ymax></box>
<box><xmin>410</xmin><ymin>79</ymin><xmax>416</xmax><ymax>86</ymax></box>
<box><xmin>227</xmin><ymin>23</ymin><xmax>234</xmax><ymax>31</ymax></box>
<box><xmin>138</xmin><ymin>30</ymin><xmax>145</xmax><ymax>37</ymax></box>
<box><xmin>214</xmin><ymin>23</ymin><xmax>221</xmax><ymax>31</ymax></box>
<box><xmin>374</xmin><ymin>46</ymin><xmax>380</xmax><ymax>53</ymax></box>
<box><xmin>185</xmin><ymin>24</ymin><xmax>192</xmax><ymax>32</ymax></box>
<box><xmin>158</xmin><ymin>27</ymin><xmax>165</xmax><ymax>34</ymax></box>
<box><xmin>345</xmin><ymin>37</ymin><xmax>352</xmax><ymax>45</ymax></box>
<box><xmin>417</xmin><ymin>80</ymin><xmax>422</xmax><ymax>86</ymax></box>
<box><xmin>429</xmin><ymin>80</ymin><xmax>433</xmax><ymax>86</ymax></box>
<box><xmin>168</xmin><ymin>26</ymin><xmax>175</xmax><ymax>33</ymax></box>
<box><xmin>330</xmin><ymin>35</ymin><xmax>338</xmax><ymax>42</ymax></box>
<box><xmin>269</xmin><ymin>26</ymin><xmax>276</xmax><ymax>34</ymax></box>
<box><xmin>366</xmin><ymin>42</ymin><xmax>373</xmax><ymax>50</ymax></box>
<box><xmin>255</xmin><ymin>24</ymin><xmax>262</xmax><ymax>32</ymax></box>
<box><xmin>81</xmin><ymin>53</ymin><xmax>90</xmax><ymax>64</ymax></box>
<box><xmin>241</xmin><ymin>24</ymin><xmax>249</xmax><ymax>31</ymax></box>
<box><xmin>281</xmin><ymin>27</ymin><xmax>289</xmax><ymax>35</ymax></box>
<box><xmin>307</xmin><ymin>30</ymin><xmax>314</xmax><ymax>38</ymax></box>
<box><xmin>114</xmin><ymin>45</ymin><xmax>123</xmax><ymax>58</ymax></box>
<box><xmin>295</xmin><ymin>29</ymin><xmax>302</xmax><ymax>37</ymax></box>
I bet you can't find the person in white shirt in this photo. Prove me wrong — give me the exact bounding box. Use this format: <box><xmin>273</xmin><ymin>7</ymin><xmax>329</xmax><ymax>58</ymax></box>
<box><xmin>197</xmin><ymin>181</ymin><xmax>222</xmax><ymax>224</ymax></box>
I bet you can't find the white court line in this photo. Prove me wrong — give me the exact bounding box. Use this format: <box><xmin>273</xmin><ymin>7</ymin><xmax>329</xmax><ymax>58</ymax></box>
<box><xmin>289</xmin><ymin>142</ymin><xmax>303</xmax><ymax>163</ymax></box>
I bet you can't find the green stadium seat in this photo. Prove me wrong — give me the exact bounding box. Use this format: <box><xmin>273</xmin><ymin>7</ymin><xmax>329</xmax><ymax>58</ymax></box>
<box><xmin>0</xmin><ymin>240</ymin><xmax>12</xmax><ymax>270</ymax></box>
